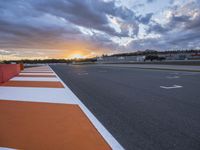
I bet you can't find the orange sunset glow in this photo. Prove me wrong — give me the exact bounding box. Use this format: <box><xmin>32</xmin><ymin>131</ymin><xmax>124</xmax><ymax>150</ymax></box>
<box><xmin>0</xmin><ymin>0</ymin><xmax>199</xmax><ymax>60</ymax></box>
<box><xmin>0</xmin><ymin>1</ymin><xmax>200</xmax><ymax>150</ymax></box>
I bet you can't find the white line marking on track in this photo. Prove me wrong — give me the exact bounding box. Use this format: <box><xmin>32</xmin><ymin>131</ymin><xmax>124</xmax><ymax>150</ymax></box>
<box><xmin>160</xmin><ymin>85</ymin><xmax>183</xmax><ymax>89</ymax></box>
<box><xmin>170</xmin><ymin>72</ymin><xmax>179</xmax><ymax>75</ymax></box>
<box><xmin>78</xmin><ymin>72</ymin><xmax>88</xmax><ymax>75</ymax></box>
<box><xmin>166</xmin><ymin>76</ymin><xmax>180</xmax><ymax>79</ymax></box>
<box><xmin>49</xmin><ymin>65</ymin><xmax>124</xmax><ymax>150</ymax></box>
<box><xmin>20</xmin><ymin>73</ymin><xmax>55</xmax><ymax>75</ymax></box>
<box><xmin>0</xmin><ymin>147</ymin><xmax>15</xmax><ymax>150</ymax></box>
<box><xmin>22</xmin><ymin>71</ymin><xmax>53</xmax><ymax>73</ymax></box>
<box><xmin>11</xmin><ymin>77</ymin><xmax>59</xmax><ymax>82</ymax></box>
<box><xmin>0</xmin><ymin>87</ymin><xmax>78</xmax><ymax>104</ymax></box>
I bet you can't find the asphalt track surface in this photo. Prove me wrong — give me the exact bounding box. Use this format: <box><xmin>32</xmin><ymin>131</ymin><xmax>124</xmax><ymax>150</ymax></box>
<box><xmin>51</xmin><ymin>64</ymin><xmax>200</xmax><ymax>150</ymax></box>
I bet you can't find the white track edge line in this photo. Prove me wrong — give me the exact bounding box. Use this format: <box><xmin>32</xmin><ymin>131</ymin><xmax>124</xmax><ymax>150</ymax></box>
<box><xmin>11</xmin><ymin>77</ymin><xmax>59</xmax><ymax>82</ymax></box>
<box><xmin>0</xmin><ymin>147</ymin><xmax>15</xmax><ymax>150</ymax></box>
<box><xmin>49</xmin><ymin>65</ymin><xmax>124</xmax><ymax>150</ymax></box>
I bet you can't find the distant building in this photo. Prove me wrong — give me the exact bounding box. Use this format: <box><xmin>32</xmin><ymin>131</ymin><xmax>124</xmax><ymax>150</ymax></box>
<box><xmin>97</xmin><ymin>55</ymin><xmax>146</xmax><ymax>63</ymax></box>
<box><xmin>97</xmin><ymin>50</ymin><xmax>200</xmax><ymax>63</ymax></box>
<box><xmin>159</xmin><ymin>52</ymin><xmax>200</xmax><ymax>60</ymax></box>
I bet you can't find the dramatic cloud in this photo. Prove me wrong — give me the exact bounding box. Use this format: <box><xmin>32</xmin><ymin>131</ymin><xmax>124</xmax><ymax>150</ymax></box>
<box><xmin>0</xmin><ymin>0</ymin><xmax>200</xmax><ymax>59</ymax></box>
<box><xmin>146</xmin><ymin>0</ymin><xmax>156</xmax><ymax>3</ymax></box>
<box><xmin>141</xmin><ymin>0</ymin><xmax>200</xmax><ymax>50</ymax></box>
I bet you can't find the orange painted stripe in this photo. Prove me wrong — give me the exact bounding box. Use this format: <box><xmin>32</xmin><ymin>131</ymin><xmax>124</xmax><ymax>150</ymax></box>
<box><xmin>23</xmin><ymin>69</ymin><xmax>52</xmax><ymax>70</ymax></box>
<box><xmin>26</xmin><ymin>68</ymin><xmax>51</xmax><ymax>70</ymax></box>
<box><xmin>0</xmin><ymin>100</ymin><xmax>111</xmax><ymax>150</ymax></box>
<box><xmin>18</xmin><ymin>75</ymin><xmax>56</xmax><ymax>77</ymax></box>
<box><xmin>0</xmin><ymin>81</ymin><xmax>64</xmax><ymax>88</ymax></box>
<box><xmin>24</xmin><ymin>69</ymin><xmax>51</xmax><ymax>70</ymax></box>
<box><xmin>22</xmin><ymin>72</ymin><xmax>53</xmax><ymax>73</ymax></box>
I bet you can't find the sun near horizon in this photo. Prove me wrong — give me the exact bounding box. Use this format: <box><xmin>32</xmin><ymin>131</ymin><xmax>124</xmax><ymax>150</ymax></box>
<box><xmin>66</xmin><ymin>53</ymin><xmax>86</xmax><ymax>59</ymax></box>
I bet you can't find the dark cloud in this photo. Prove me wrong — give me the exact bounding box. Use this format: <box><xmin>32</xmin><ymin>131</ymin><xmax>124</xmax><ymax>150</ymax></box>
<box><xmin>147</xmin><ymin>21</ymin><xmax>170</xmax><ymax>34</ymax></box>
<box><xmin>0</xmin><ymin>0</ymin><xmax>142</xmax><ymax>51</ymax></box>
<box><xmin>32</xmin><ymin>0</ymin><xmax>138</xmax><ymax>37</ymax></box>
<box><xmin>138</xmin><ymin>13</ymin><xmax>154</xmax><ymax>24</ymax></box>
<box><xmin>146</xmin><ymin>0</ymin><xmax>156</xmax><ymax>3</ymax></box>
<box><xmin>139</xmin><ymin>0</ymin><xmax>200</xmax><ymax>50</ymax></box>
<box><xmin>0</xmin><ymin>0</ymin><xmax>200</xmax><ymax>58</ymax></box>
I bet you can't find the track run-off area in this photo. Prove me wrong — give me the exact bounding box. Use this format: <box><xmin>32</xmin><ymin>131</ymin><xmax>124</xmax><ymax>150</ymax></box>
<box><xmin>0</xmin><ymin>65</ymin><xmax>123</xmax><ymax>150</ymax></box>
<box><xmin>51</xmin><ymin>64</ymin><xmax>200</xmax><ymax>150</ymax></box>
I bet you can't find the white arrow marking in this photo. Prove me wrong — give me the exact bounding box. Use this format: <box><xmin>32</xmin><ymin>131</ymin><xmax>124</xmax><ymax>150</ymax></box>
<box><xmin>160</xmin><ymin>85</ymin><xmax>183</xmax><ymax>89</ymax></box>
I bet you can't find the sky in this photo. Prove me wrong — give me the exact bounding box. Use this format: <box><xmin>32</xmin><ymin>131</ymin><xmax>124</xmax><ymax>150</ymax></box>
<box><xmin>0</xmin><ymin>0</ymin><xmax>200</xmax><ymax>60</ymax></box>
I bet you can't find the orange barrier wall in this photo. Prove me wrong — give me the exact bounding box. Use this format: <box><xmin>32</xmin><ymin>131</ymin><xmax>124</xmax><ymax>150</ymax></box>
<box><xmin>20</xmin><ymin>64</ymin><xmax>24</xmax><ymax>70</ymax></box>
<box><xmin>0</xmin><ymin>64</ymin><xmax>21</xmax><ymax>83</ymax></box>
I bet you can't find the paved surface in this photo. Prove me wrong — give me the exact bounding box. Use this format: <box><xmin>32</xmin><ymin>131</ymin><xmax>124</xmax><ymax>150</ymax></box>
<box><xmin>96</xmin><ymin>64</ymin><xmax>200</xmax><ymax>72</ymax></box>
<box><xmin>51</xmin><ymin>64</ymin><xmax>200</xmax><ymax>150</ymax></box>
<box><xmin>0</xmin><ymin>66</ymin><xmax>122</xmax><ymax>150</ymax></box>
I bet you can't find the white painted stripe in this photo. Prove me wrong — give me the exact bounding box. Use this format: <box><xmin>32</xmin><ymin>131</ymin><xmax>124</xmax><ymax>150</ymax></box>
<box><xmin>23</xmin><ymin>71</ymin><xmax>52</xmax><ymax>72</ymax></box>
<box><xmin>25</xmin><ymin>68</ymin><xmax>50</xmax><ymax>70</ymax></box>
<box><xmin>25</xmin><ymin>68</ymin><xmax>48</xmax><ymax>70</ymax></box>
<box><xmin>22</xmin><ymin>71</ymin><xmax>53</xmax><ymax>73</ymax></box>
<box><xmin>23</xmin><ymin>68</ymin><xmax>51</xmax><ymax>71</ymax></box>
<box><xmin>24</xmin><ymin>68</ymin><xmax>50</xmax><ymax>69</ymax></box>
<box><xmin>0</xmin><ymin>147</ymin><xmax>15</xmax><ymax>150</ymax></box>
<box><xmin>49</xmin><ymin>65</ymin><xmax>124</xmax><ymax>150</ymax></box>
<box><xmin>20</xmin><ymin>73</ymin><xmax>55</xmax><ymax>75</ymax></box>
<box><xmin>11</xmin><ymin>77</ymin><xmax>59</xmax><ymax>82</ymax></box>
<box><xmin>160</xmin><ymin>85</ymin><xmax>183</xmax><ymax>89</ymax></box>
<box><xmin>0</xmin><ymin>87</ymin><xmax>78</xmax><ymax>104</ymax></box>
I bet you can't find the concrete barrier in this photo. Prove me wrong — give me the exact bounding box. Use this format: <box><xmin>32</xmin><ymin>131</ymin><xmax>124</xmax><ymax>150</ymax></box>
<box><xmin>0</xmin><ymin>64</ymin><xmax>21</xmax><ymax>83</ymax></box>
